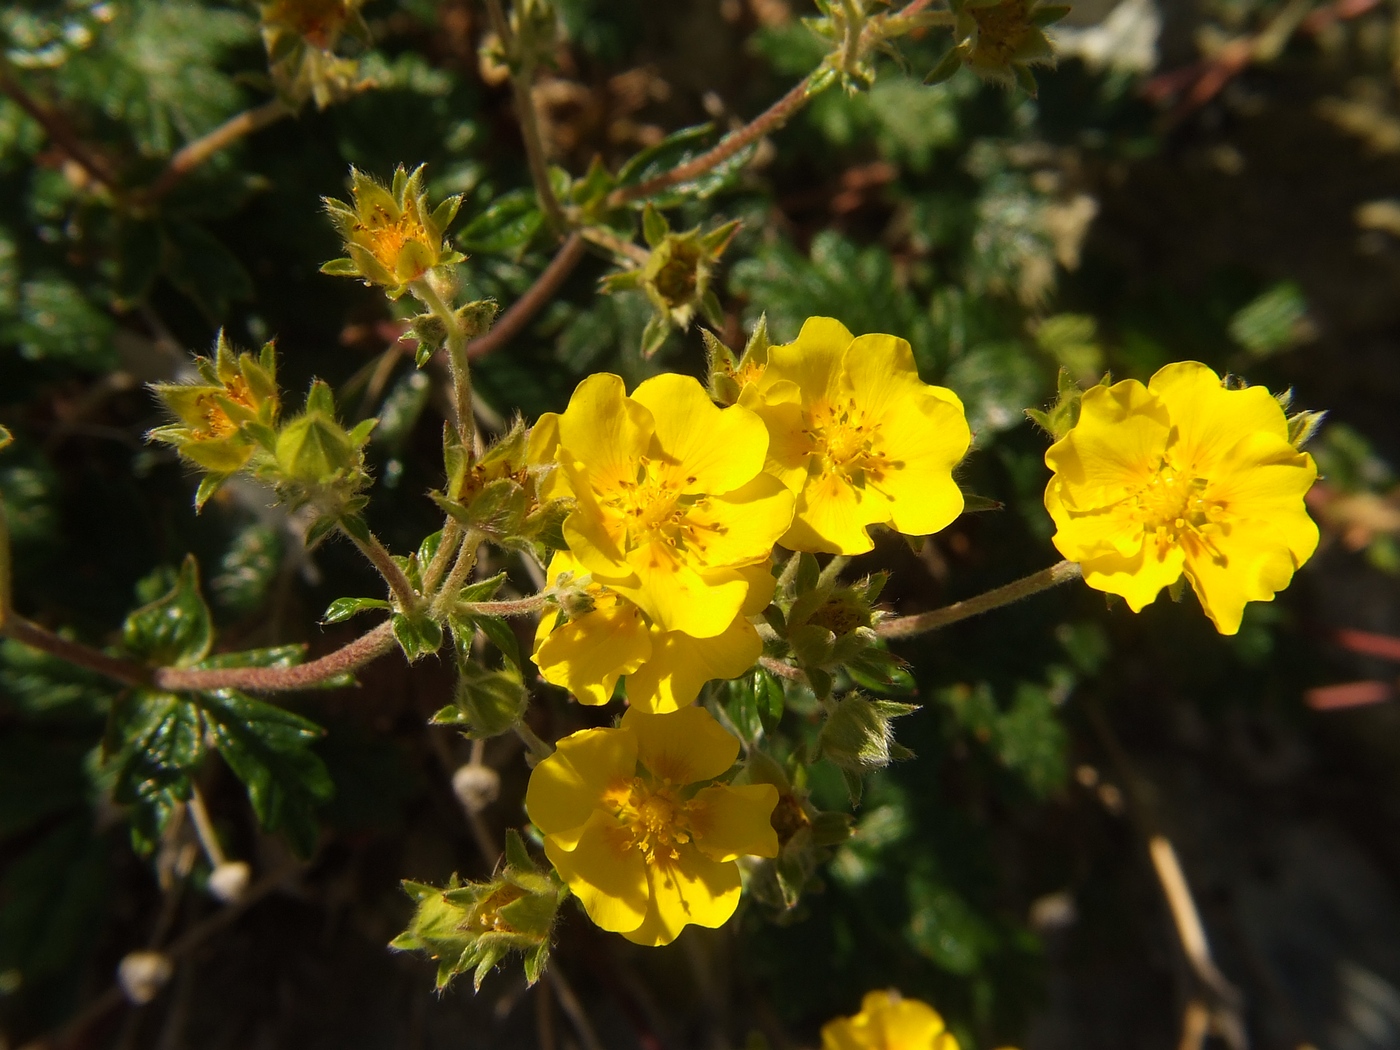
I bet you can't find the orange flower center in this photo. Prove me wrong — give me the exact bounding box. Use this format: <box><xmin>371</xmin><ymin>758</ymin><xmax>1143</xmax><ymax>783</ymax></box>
<box><xmin>194</xmin><ymin>378</ymin><xmax>254</xmax><ymax>441</ymax></box>
<box><xmin>604</xmin><ymin>777</ymin><xmax>693</xmax><ymax>862</ymax></box>
<box><xmin>806</xmin><ymin>399</ymin><xmax>895</xmax><ymax>482</ymax></box>
<box><xmin>602</xmin><ymin>459</ymin><xmax>726</xmax><ymax>559</ymax></box>
<box><xmin>355</xmin><ymin>211</ymin><xmax>435</xmax><ymax>277</ymax></box>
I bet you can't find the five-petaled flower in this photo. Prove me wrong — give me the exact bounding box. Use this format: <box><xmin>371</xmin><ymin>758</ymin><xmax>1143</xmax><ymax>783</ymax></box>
<box><xmin>525</xmin><ymin>706</ymin><xmax>779</xmax><ymax>946</ymax></box>
<box><xmin>741</xmin><ymin>317</ymin><xmax>970</xmax><ymax>555</ymax></box>
<box><xmin>1044</xmin><ymin>361</ymin><xmax>1319</xmax><ymax>634</ymax></box>
<box><xmin>528</xmin><ymin>372</ymin><xmax>794</xmax><ymax>640</ymax></box>
<box><xmin>821</xmin><ymin>990</ymin><xmax>961</xmax><ymax>1050</ymax></box>
<box><xmin>533</xmin><ymin>551</ymin><xmax>774</xmax><ymax>713</ymax></box>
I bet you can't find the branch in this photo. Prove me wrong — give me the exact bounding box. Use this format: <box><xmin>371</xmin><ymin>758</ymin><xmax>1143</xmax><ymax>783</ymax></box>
<box><xmin>0</xmin><ymin>613</ymin><xmax>397</xmax><ymax>694</ymax></box>
<box><xmin>609</xmin><ymin>73</ymin><xmax>820</xmax><ymax>206</ymax></box>
<box><xmin>465</xmin><ymin>231</ymin><xmax>586</xmax><ymax>360</ymax></box>
<box><xmin>342</xmin><ymin>525</ymin><xmax>419</xmax><ymax>610</ymax></box>
<box><xmin>143</xmin><ymin>99</ymin><xmax>292</xmax><ymax>201</ymax></box>
<box><xmin>0</xmin><ymin>57</ymin><xmax>117</xmax><ymax>191</ymax></box>
<box><xmin>877</xmin><ymin>560</ymin><xmax>1081</xmax><ymax>638</ymax></box>
<box><xmin>456</xmin><ymin>593</ymin><xmax>550</xmax><ymax>617</ymax></box>
<box><xmin>483</xmin><ymin>0</ymin><xmax>565</xmax><ymax>229</ymax></box>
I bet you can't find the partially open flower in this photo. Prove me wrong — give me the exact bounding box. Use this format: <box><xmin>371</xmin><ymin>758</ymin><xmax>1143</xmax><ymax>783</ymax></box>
<box><xmin>526</xmin><ymin>706</ymin><xmax>779</xmax><ymax>946</ymax></box>
<box><xmin>822</xmin><ymin>990</ymin><xmax>961</xmax><ymax>1050</ymax></box>
<box><xmin>321</xmin><ymin>165</ymin><xmax>465</xmax><ymax>298</ymax></box>
<box><xmin>260</xmin><ymin>0</ymin><xmax>370</xmax><ymax>108</ymax></box>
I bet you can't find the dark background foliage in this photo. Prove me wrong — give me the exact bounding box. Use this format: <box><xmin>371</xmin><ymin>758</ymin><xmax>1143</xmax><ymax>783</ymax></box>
<box><xmin>3</xmin><ymin>0</ymin><xmax>1400</xmax><ymax>1047</ymax></box>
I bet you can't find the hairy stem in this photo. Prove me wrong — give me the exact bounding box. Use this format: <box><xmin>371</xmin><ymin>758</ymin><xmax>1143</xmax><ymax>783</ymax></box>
<box><xmin>156</xmin><ymin>621</ymin><xmax>397</xmax><ymax>692</ymax></box>
<box><xmin>186</xmin><ymin>784</ymin><xmax>228</xmax><ymax>868</ymax></box>
<box><xmin>412</xmin><ymin>278</ymin><xmax>476</xmax><ymax>450</ymax></box>
<box><xmin>455</xmin><ymin>593</ymin><xmax>551</xmax><ymax>618</ymax></box>
<box><xmin>467</xmin><ymin>232</ymin><xmax>586</xmax><ymax>360</ymax></box>
<box><xmin>877</xmin><ymin>560</ymin><xmax>1081</xmax><ymax>638</ymax></box>
<box><xmin>143</xmin><ymin>99</ymin><xmax>291</xmax><ymax>201</ymax></box>
<box><xmin>514</xmin><ymin>722</ymin><xmax>554</xmax><ymax>761</ymax></box>
<box><xmin>483</xmin><ymin>0</ymin><xmax>565</xmax><ymax>230</ymax></box>
<box><xmin>421</xmin><ymin>520</ymin><xmax>465</xmax><ymax>596</ymax></box>
<box><xmin>579</xmin><ymin>224</ymin><xmax>650</xmax><ymax>265</ymax></box>
<box><xmin>429</xmin><ymin>532</ymin><xmax>483</xmax><ymax>619</ymax></box>
<box><xmin>610</xmin><ymin>72</ymin><xmax>822</xmax><ymax>205</ymax></box>
<box><xmin>342</xmin><ymin>526</ymin><xmax>419</xmax><ymax>610</ymax></box>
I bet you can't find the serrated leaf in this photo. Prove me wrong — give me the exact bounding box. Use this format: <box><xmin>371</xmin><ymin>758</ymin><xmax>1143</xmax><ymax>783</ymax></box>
<box><xmin>457</xmin><ymin>191</ymin><xmax>543</xmax><ymax>254</ymax></box>
<box><xmin>324</xmin><ymin>597</ymin><xmax>393</xmax><ymax>623</ymax></box>
<box><xmin>104</xmin><ymin>690</ymin><xmax>204</xmax><ymax>853</ymax></box>
<box><xmin>122</xmin><ymin>555</ymin><xmax>213</xmax><ymax>667</ymax></box>
<box><xmin>201</xmin><ymin>690</ymin><xmax>332</xmax><ymax>856</ymax></box>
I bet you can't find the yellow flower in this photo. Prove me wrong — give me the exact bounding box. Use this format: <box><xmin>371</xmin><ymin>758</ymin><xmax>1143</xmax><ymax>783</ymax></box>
<box><xmin>528</xmin><ymin>372</ymin><xmax>794</xmax><ymax>639</ymax></box>
<box><xmin>822</xmin><ymin>990</ymin><xmax>960</xmax><ymax>1050</ymax></box>
<box><xmin>533</xmin><ymin>552</ymin><xmax>774</xmax><ymax>713</ymax></box>
<box><xmin>525</xmin><ymin>706</ymin><xmax>780</xmax><ymax>946</ymax></box>
<box><xmin>1044</xmin><ymin>362</ymin><xmax>1319</xmax><ymax>634</ymax></box>
<box><xmin>322</xmin><ymin>166</ymin><xmax>465</xmax><ymax>298</ymax></box>
<box><xmin>742</xmin><ymin>317</ymin><xmax>971</xmax><ymax>555</ymax></box>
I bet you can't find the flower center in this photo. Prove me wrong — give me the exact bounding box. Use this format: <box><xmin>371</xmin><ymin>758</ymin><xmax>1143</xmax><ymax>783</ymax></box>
<box><xmin>195</xmin><ymin>378</ymin><xmax>254</xmax><ymax>440</ymax></box>
<box><xmin>356</xmin><ymin>212</ymin><xmax>434</xmax><ymax>275</ymax></box>
<box><xmin>604</xmin><ymin>778</ymin><xmax>693</xmax><ymax>862</ymax></box>
<box><xmin>601</xmin><ymin>459</ymin><xmax>725</xmax><ymax>559</ymax></box>
<box><xmin>806</xmin><ymin>399</ymin><xmax>894</xmax><ymax>482</ymax></box>
<box><xmin>1133</xmin><ymin>461</ymin><xmax>1227</xmax><ymax>559</ymax></box>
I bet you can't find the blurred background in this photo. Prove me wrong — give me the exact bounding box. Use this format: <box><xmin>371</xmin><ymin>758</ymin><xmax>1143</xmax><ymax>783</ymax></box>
<box><xmin>3</xmin><ymin>0</ymin><xmax>1400</xmax><ymax>1047</ymax></box>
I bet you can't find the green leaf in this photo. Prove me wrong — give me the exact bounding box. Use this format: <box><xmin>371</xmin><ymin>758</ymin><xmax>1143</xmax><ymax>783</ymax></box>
<box><xmin>906</xmin><ymin>876</ymin><xmax>997</xmax><ymax>974</ymax></box>
<box><xmin>945</xmin><ymin>342</ymin><xmax>1045</xmax><ymax>437</ymax></box>
<box><xmin>324</xmin><ymin>596</ymin><xmax>393</xmax><ymax>623</ymax></box>
<box><xmin>451</xmin><ymin>612</ymin><xmax>522</xmax><ymax>671</ymax></box>
<box><xmin>103</xmin><ymin>690</ymin><xmax>204</xmax><ymax>853</ymax></box>
<box><xmin>457</xmin><ymin>190</ymin><xmax>544</xmax><ymax>254</ymax></box>
<box><xmin>392</xmin><ymin>613</ymin><xmax>443</xmax><ymax>661</ymax></box>
<box><xmin>211</xmin><ymin>523</ymin><xmax>283</xmax><ymax>617</ymax></box>
<box><xmin>122</xmin><ymin>555</ymin><xmax>213</xmax><ymax>667</ymax></box>
<box><xmin>1229</xmin><ymin>281</ymin><xmax>1311</xmax><ymax>358</ymax></box>
<box><xmin>616</xmin><ymin>123</ymin><xmax>755</xmax><ymax>205</ymax></box>
<box><xmin>201</xmin><ymin>690</ymin><xmax>332</xmax><ymax>857</ymax></box>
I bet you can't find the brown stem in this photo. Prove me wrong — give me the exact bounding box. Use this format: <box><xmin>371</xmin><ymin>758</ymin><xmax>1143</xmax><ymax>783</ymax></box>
<box><xmin>154</xmin><ymin>621</ymin><xmax>396</xmax><ymax>693</ymax></box>
<box><xmin>579</xmin><ymin>225</ymin><xmax>650</xmax><ymax>265</ymax></box>
<box><xmin>483</xmin><ymin>0</ymin><xmax>565</xmax><ymax>229</ymax></box>
<box><xmin>3</xmin><ymin>617</ymin><xmax>152</xmax><ymax>687</ymax></box>
<box><xmin>876</xmin><ymin>560</ymin><xmax>1081</xmax><ymax>639</ymax></box>
<box><xmin>343</xmin><ymin>526</ymin><xmax>419</xmax><ymax>610</ymax></box>
<box><xmin>610</xmin><ymin>73</ymin><xmax>819</xmax><ymax>206</ymax></box>
<box><xmin>143</xmin><ymin>99</ymin><xmax>291</xmax><ymax>201</ymax></box>
<box><xmin>0</xmin><ymin>58</ymin><xmax>117</xmax><ymax>191</ymax></box>
<box><xmin>759</xmin><ymin>655</ymin><xmax>806</xmax><ymax>682</ymax></box>
<box><xmin>456</xmin><ymin>593</ymin><xmax>549</xmax><ymax>617</ymax></box>
<box><xmin>466</xmin><ymin>232</ymin><xmax>586</xmax><ymax>360</ymax></box>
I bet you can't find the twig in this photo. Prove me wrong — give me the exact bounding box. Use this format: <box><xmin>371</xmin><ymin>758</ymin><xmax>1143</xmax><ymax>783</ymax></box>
<box><xmin>0</xmin><ymin>57</ymin><xmax>117</xmax><ymax>191</ymax></box>
<box><xmin>412</xmin><ymin>277</ymin><xmax>477</xmax><ymax>449</ymax></box>
<box><xmin>456</xmin><ymin>593</ymin><xmax>550</xmax><ymax>617</ymax></box>
<box><xmin>341</xmin><ymin>524</ymin><xmax>419</xmax><ymax>610</ymax></box>
<box><xmin>579</xmin><ymin>224</ymin><xmax>651</xmax><ymax>265</ymax></box>
<box><xmin>609</xmin><ymin>73</ymin><xmax>820</xmax><ymax>206</ymax></box>
<box><xmin>185</xmin><ymin>785</ymin><xmax>228</xmax><ymax>868</ymax></box>
<box><xmin>466</xmin><ymin>232</ymin><xmax>586</xmax><ymax>360</ymax></box>
<box><xmin>482</xmin><ymin>0</ymin><xmax>565</xmax><ymax>229</ymax></box>
<box><xmin>877</xmin><ymin>560</ymin><xmax>1081</xmax><ymax>638</ymax></box>
<box><xmin>155</xmin><ymin>621</ymin><xmax>397</xmax><ymax>693</ymax></box>
<box><xmin>2</xmin><ymin>616</ymin><xmax>153</xmax><ymax>688</ymax></box>
<box><xmin>143</xmin><ymin>99</ymin><xmax>291</xmax><ymax>201</ymax></box>
<box><xmin>759</xmin><ymin>655</ymin><xmax>806</xmax><ymax>682</ymax></box>
<box><xmin>22</xmin><ymin>864</ymin><xmax>303</xmax><ymax>1050</ymax></box>
<box><xmin>546</xmin><ymin>969</ymin><xmax>607</xmax><ymax>1050</ymax></box>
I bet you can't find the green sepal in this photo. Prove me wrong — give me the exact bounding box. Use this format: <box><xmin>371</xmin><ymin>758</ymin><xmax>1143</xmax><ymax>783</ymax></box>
<box><xmin>392</xmin><ymin>613</ymin><xmax>444</xmax><ymax>661</ymax></box>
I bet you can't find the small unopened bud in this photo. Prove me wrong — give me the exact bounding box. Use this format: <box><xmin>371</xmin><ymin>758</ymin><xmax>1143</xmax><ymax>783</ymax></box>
<box><xmin>117</xmin><ymin>951</ymin><xmax>173</xmax><ymax>1005</ymax></box>
<box><xmin>452</xmin><ymin>763</ymin><xmax>501</xmax><ymax>815</ymax></box>
<box><xmin>818</xmin><ymin>695</ymin><xmax>918</xmax><ymax>775</ymax></box>
<box><xmin>208</xmin><ymin>861</ymin><xmax>252</xmax><ymax>903</ymax></box>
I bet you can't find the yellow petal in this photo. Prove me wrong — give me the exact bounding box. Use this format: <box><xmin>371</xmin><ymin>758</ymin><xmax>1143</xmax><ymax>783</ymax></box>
<box><xmin>747</xmin><ymin>396</ymin><xmax>816</xmax><ymax>494</ymax></box>
<box><xmin>525</xmin><ymin>727</ymin><xmax>637</xmax><ymax>845</ymax></box>
<box><xmin>1045</xmin><ymin>476</ymin><xmax>1150</xmax><ymax>561</ymax></box>
<box><xmin>618</xmin><ymin>845</ymin><xmax>742</xmax><ymax>946</ymax></box>
<box><xmin>878</xmin><ymin>996</ymin><xmax>953</xmax><ymax>1048</ymax></box>
<box><xmin>1148</xmin><ymin>361</ymin><xmax>1289</xmax><ymax>477</ymax></box>
<box><xmin>1073</xmin><ymin>535</ymin><xmax>1186</xmax><ymax>612</ymax></box>
<box><xmin>544</xmin><ymin>810</ymin><xmax>648</xmax><ymax>933</ymax></box>
<box><xmin>631</xmin><ymin>373</ymin><xmax>770</xmax><ymax>494</ymax></box>
<box><xmin>622</xmin><ymin>705</ymin><xmax>739</xmax><ymax>785</ymax></box>
<box><xmin>614</xmin><ymin>545</ymin><xmax>747</xmax><ymax>639</ymax></box>
<box><xmin>688</xmin><ymin>783</ymin><xmax>779</xmax><ymax>861</ymax></box>
<box><xmin>684</xmin><ymin>474</ymin><xmax>797</xmax><ymax>567</ymax></box>
<box><xmin>757</xmin><ymin>316</ymin><xmax>854</xmax><ymax>405</ymax></box>
<box><xmin>1045</xmin><ymin>379</ymin><xmax>1170</xmax><ymax>511</ymax></box>
<box><xmin>626</xmin><ymin>617</ymin><xmax>763</xmax><ymax>714</ymax></box>
<box><xmin>535</xmin><ymin>604</ymin><xmax>653</xmax><ymax>706</ymax></box>
<box><xmin>525</xmin><ymin>412</ymin><xmax>560</xmax><ymax>467</ymax></box>
<box><xmin>560</xmin><ymin>485</ymin><xmax>633</xmax><ymax>577</ymax></box>
<box><xmin>867</xmin><ymin>388</ymin><xmax>969</xmax><ymax>538</ymax></box>
<box><xmin>784</xmin><ymin>470</ymin><xmax>888</xmax><ymax>555</ymax></box>
<box><xmin>740</xmin><ymin>559</ymin><xmax>777</xmax><ymax>616</ymax></box>
<box><xmin>554</xmin><ymin>373</ymin><xmax>654</xmax><ymax>499</ymax></box>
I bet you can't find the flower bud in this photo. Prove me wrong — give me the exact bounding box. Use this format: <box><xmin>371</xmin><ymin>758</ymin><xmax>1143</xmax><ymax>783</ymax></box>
<box><xmin>117</xmin><ymin>951</ymin><xmax>173</xmax><ymax>1004</ymax></box>
<box><xmin>321</xmin><ymin>165</ymin><xmax>466</xmax><ymax>298</ymax></box>
<box><xmin>391</xmin><ymin>831</ymin><xmax>565</xmax><ymax>989</ymax></box>
<box><xmin>452</xmin><ymin>763</ymin><xmax>501</xmax><ymax>816</ymax></box>
<box><xmin>208</xmin><ymin>861</ymin><xmax>252</xmax><ymax>903</ymax></box>
<box><xmin>264</xmin><ymin>380</ymin><xmax>374</xmax><ymax>513</ymax></box>
<box><xmin>948</xmin><ymin>0</ymin><xmax>1065</xmax><ymax>93</ymax></box>
<box><xmin>818</xmin><ymin>694</ymin><xmax>917</xmax><ymax>776</ymax></box>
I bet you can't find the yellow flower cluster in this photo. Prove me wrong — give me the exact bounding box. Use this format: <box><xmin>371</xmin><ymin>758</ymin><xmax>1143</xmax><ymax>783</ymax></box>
<box><xmin>1044</xmin><ymin>362</ymin><xmax>1318</xmax><ymax>634</ymax></box>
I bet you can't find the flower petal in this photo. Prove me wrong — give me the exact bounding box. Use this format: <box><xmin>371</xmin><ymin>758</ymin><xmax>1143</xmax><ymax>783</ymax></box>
<box><xmin>622</xmin><ymin>705</ymin><xmax>739</xmax><ymax>785</ymax></box>
<box><xmin>536</xmin><ymin>604</ymin><xmax>653</xmax><ymax>706</ymax></box>
<box><xmin>544</xmin><ymin>810</ymin><xmax>648</xmax><ymax>933</ymax></box>
<box><xmin>1074</xmin><ymin>535</ymin><xmax>1186</xmax><ymax>612</ymax></box>
<box><xmin>1046</xmin><ymin>476</ymin><xmax>1149</xmax><ymax>561</ymax></box>
<box><xmin>554</xmin><ymin>373</ymin><xmax>655</xmax><ymax>498</ymax></box>
<box><xmin>757</xmin><ymin>316</ymin><xmax>854</xmax><ymax>406</ymax></box>
<box><xmin>685</xmin><ymin>474</ymin><xmax>796</xmax><ymax>567</ymax></box>
<box><xmin>740</xmin><ymin>559</ymin><xmax>777</xmax><ymax>616</ymax></box>
<box><xmin>618</xmin><ymin>846</ymin><xmax>741</xmax><ymax>946</ymax></box>
<box><xmin>746</xmin><ymin>396</ymin><xmax>816</xmax><ymax>494</ymax></box>
<box><xmin>783</xmin><ymin>470</ymin><xmax>888</xmax><ymax>555</ymax></box>
<box><xmin>688</xmin><ymin>783</ymin><xmax>779</xmax><ymax>861</ymax></box>
<box><xmin>631</xmin><ymin>373</ymin><xmax>770</xmax><ymax>494</ymax></box>
<box><xmin>614</xmin><ymin>545</ymin><xmax>747</xmax><ymax>639</ymax></box>
<box><xmin>626</xmin><ymin>617</ymin><xmax>762</xmax><ymax>714</ymax></box>
<box><xmin>1045</xmin><ymin>379</ymin><xmax>1170</xmax><ymax>511</ymax></box>
<box><xmin>867</xmin><ymin>388</ymin><xmax>969</xmax><ymax>538</ymax></box>
<box><xmin>1148</xmin><ymin>361</ymin><xmax>1289</xmax><ymax>477</ymax></box>
<box><xmin>525</xmin><ymin>727</ymin><xmax>637</xmax><ymax>844</ymax></box>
